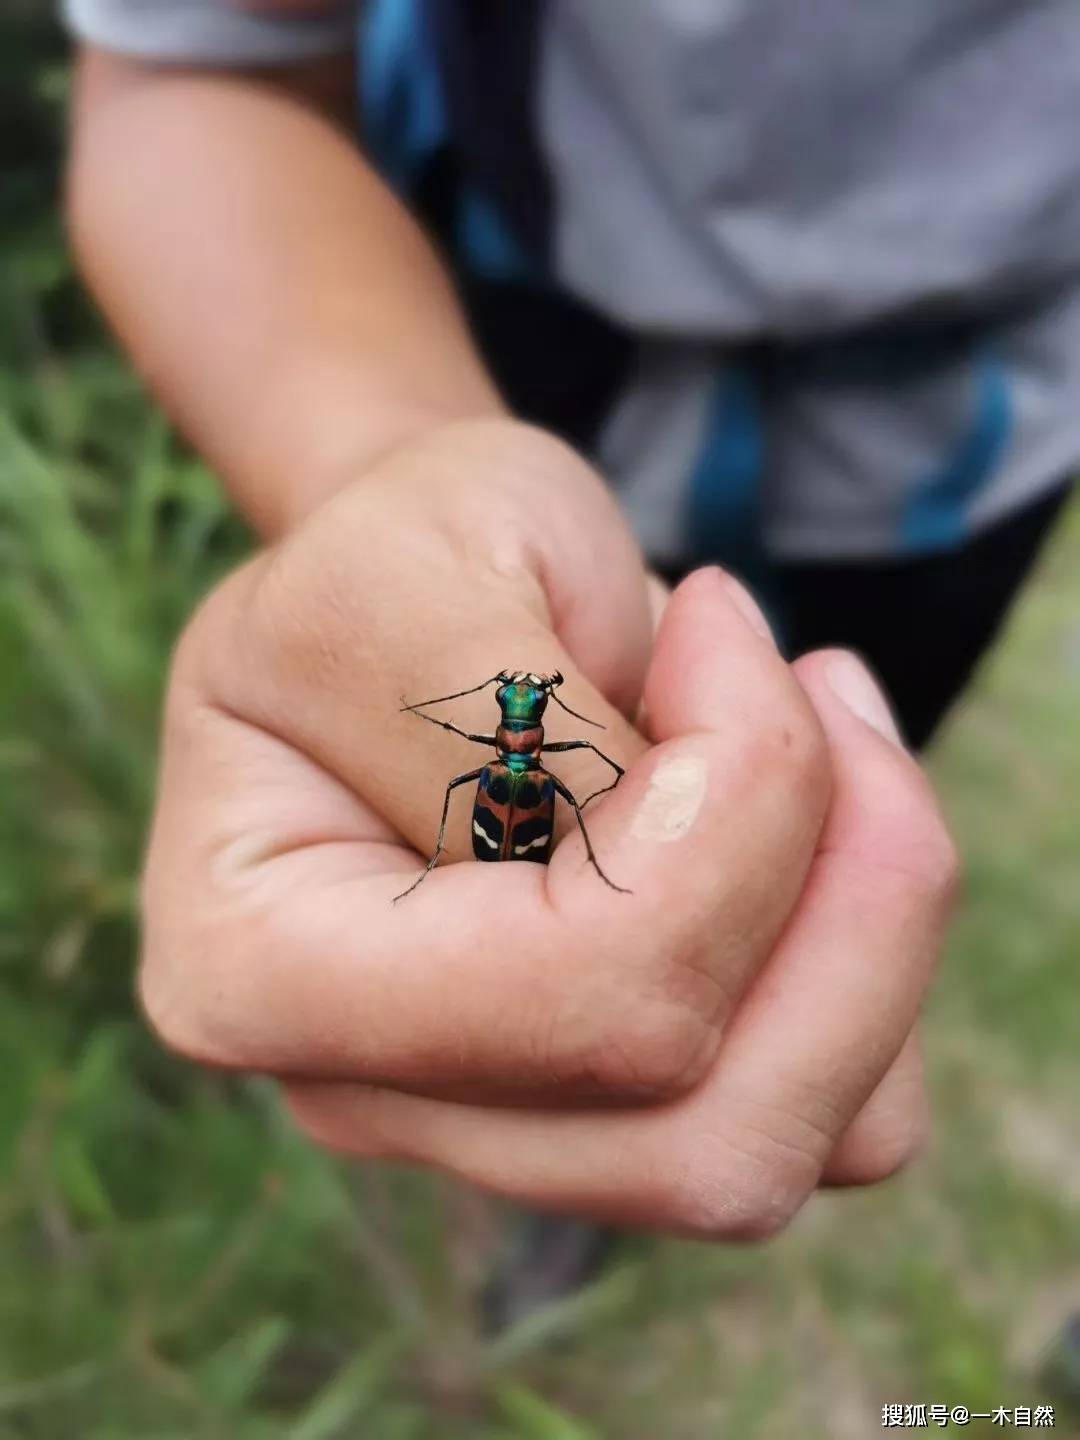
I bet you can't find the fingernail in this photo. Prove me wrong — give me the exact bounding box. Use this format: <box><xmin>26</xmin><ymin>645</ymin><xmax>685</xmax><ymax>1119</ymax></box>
<box><xmin>825</xmin><ymin>653</ymin><xmax>903</xmax><ymax>746</ymax></box>
<box><xmin>722</xmin><ymin>575</ymin><xmax>774</xmax><ymax>642</ymax></box>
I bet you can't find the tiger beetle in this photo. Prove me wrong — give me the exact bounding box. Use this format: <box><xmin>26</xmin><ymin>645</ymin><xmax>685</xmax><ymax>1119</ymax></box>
<box><xmin>392</xmin><ymin>669</ymin><xmax>630</xmax><ymax>902</ymax></box>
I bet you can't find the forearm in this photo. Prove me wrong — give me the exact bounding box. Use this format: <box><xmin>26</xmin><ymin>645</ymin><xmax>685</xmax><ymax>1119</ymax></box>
<box><xmin>67</xmin><ymin>48</ymin><xmax>504</xmax><ymax>538</ymax></box>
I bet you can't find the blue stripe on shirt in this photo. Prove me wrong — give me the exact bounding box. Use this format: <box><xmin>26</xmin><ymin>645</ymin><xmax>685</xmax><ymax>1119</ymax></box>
<box><xmin>900</xmin><ymin>353</ymin><xmax>1014</xmax><ymax>551</ymax></box>
<box><xmin>359</xmin><ymin>0</ymin><xmax>445</xmax><ymax>193</ymax></box>
<box><xmin>684</xmin><ymin>366</ymin><xmax>764</xmax><ymax>575</ymax></box>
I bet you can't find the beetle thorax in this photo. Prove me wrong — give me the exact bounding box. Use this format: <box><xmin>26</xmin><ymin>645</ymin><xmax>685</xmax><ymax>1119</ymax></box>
<box><xmin>497</xmin><ymin>720</ymin><xmax>544</xmax><ymax>759</ymax></box>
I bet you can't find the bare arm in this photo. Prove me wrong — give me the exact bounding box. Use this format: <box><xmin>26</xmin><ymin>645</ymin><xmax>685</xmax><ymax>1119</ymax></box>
<box><xmin>67</xmin><ymin>46</ymin><xmax>504</xmax><ymax>538</ymax></box>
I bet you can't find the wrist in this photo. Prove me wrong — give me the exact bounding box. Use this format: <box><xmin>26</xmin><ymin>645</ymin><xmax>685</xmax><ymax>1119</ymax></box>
<box><xmin>236</xmin><ymin>392</ymin><xmax>510</xmax><ymax>542</ymax></box>
<box><xmin>257</xmin><ymin>409</ymin><xmax>606</xmax><ymax>547</ymax></box>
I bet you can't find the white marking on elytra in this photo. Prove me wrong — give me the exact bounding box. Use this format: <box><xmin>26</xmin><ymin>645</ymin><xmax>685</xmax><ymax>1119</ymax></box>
<box><xmin>629</xmin><ymin>754</ymin><xmax>706</xmax><ymax>843</ymax></box>
<box><xmin>473</xmin><ymin>820</ymin><xmax>499</xmax><ymax>849</ymax></box>
<box><xmin>513</xmin><ymin>833</ymin><xmax>550</xmax><ymax>855</ymax></box>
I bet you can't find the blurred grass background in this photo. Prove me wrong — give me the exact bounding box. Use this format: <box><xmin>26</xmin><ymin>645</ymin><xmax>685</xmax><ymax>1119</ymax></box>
<box><xmin>2</xmin><ymin>10</ymin><xmax>1078</xmax><ymax>1438</ymax></box>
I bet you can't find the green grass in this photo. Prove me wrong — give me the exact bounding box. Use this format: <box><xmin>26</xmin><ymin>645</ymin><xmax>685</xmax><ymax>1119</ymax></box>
<box><xmin>3</xmin><ymin>28</ymin><xmax>1079</xmax><ymax>1438</ymax></box>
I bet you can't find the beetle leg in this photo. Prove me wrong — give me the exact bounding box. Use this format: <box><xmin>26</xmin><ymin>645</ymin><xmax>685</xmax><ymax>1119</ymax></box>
<box><xmin>392</xmin><ymin>767</ymin><xmax>486</xmax><ymax>903</ymax></box>
<box><xmin>542</xmin><ymin>739</ymin><xmax>625</xmax><ymax>807</ymax></box>
<box><xmin>548</xmin><ymin>773</ymin><xmax>631</xmax><ymax>894</ymax></box>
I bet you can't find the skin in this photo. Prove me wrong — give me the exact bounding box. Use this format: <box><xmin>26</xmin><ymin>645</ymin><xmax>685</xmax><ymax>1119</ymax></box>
<box><xmin>66</xmin><ymin>43</ymin><xmax>959</xmax><ymax>1237</ymax></box>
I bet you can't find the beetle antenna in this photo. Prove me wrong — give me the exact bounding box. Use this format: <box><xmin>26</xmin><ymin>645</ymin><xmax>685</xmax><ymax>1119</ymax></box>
<box><xmin>549</xmin><ymin>691</ymin><xmax>605</xmax><ymax>728</ymax></box>
<box><xmin>400</xmin><ymin>674</ymin><xmax>502</xmax><ymax>712</ymax></box>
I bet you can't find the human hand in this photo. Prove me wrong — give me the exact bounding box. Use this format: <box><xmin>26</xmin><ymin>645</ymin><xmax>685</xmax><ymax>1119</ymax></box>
<box><xmin>142</xmin><ymin>417</ymin><xmax>958</xmax><ymax>1234</ymax></box>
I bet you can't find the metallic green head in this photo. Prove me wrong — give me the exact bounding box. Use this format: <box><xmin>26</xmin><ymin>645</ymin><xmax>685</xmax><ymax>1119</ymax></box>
<box><xmin>494</xmin><ymin>669</ymin><xmax>562</xmax><ymax>723</ymax></box>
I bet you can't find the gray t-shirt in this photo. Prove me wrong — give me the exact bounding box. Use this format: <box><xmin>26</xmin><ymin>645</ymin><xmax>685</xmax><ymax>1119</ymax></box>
<box><xmin>63</xmin><ymin>0</ymin><xmax>1080</xmax><ymax>560</ymax></box>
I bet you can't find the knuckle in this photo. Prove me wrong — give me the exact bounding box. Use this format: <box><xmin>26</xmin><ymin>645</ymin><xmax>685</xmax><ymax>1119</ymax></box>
<box><xmin>881</xmin><ymin>767</ymin><xmax>964</xmax><ymax>909</ymax></box>
<box><xmin>889</xmin><ymin>1104</ymin><xmax>932</xmax><ymax>1171</ymax></box>
<box><xmin>136</xmin><ymin>942</ymin><xmax>230</xmax><ymax>1069</ymax></box>
<box><xmin>650</xmin><ymin>1102</ymin><xmax>825</xmax><ymax>1239</ymax></box>
<box><xmin>281</xmin><ymin>1084</ymin><xmax>390</xmax><ymax>1159</ymax></box>
<box><xmin>717</xmin><ymin>1189</ymin><xmax>806</xmax><ymax>1243</ymax></box>
<box><xmin>171</xmin><ymin>560</ymin><xmax>259</xmax><ymax>687</ymax></box>
<box><xmin>574</xmin><ymin>991</ymin><xmax>721</xmax><ymax>1101</ymax></box>
<box><xmin>924</xmin><ymin>819</ymin><xmax>963</xmax><ymax>911</ymax></box>
<box><xmin>869</xmin><ymin>1113</ymin><xmax>931</xmax><ymax>1180</ymax></box>
<box><xmin>282</xmin><ymin>1092</ymin><xmax>335</xmax><ymax>1150</ymax></box>
<box><xmin>828</xmin><ymin>1108</ymin><xmax>931</xmax><ymax>1186</ymax></box>
<box><xmin>655</xmin><ymin>1149</ymin><xmax>809</xmax><ymax>1242</ymax></box>
<box><xmin>136</xmin><ymin>878</ymin><xmax>248</xmax><ymax>1071</ymax></box>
